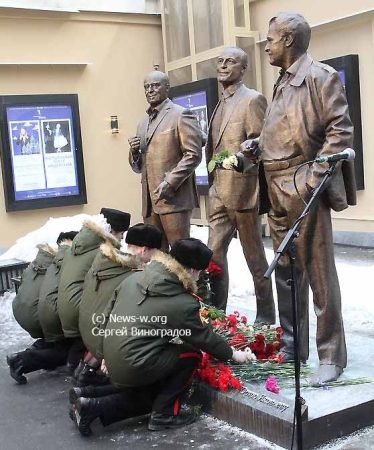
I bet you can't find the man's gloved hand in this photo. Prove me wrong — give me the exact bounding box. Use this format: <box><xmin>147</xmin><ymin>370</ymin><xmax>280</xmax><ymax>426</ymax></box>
<box><xmin>232</xmin><ymin>350</ymin><xmax>248</xmax><ymax>364</ymax></box>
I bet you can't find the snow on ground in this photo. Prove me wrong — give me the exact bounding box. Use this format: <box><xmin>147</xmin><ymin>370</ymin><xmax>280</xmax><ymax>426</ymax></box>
<box><xmin>0</xmin><ymin>291</ymin><xmax>32</xmax><ymax>352</ymax></box>
<box><xmin>191</xmin><ymin>225</ymin><xmax>374</xmax><ymax>337</ymax></box>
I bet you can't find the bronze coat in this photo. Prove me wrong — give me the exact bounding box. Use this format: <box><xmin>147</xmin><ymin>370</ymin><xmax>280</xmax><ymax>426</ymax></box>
<box><xmin>205</xmin><ymin>84</ymin><xmax>267</xmax><ymax>211</ymax></box>
<box><xmin>129</xmin><ymin>98</ymin><xmax>202</xmax><ymax>217</ymax></box>
<box><xmin>260</xmin><ymin>53</ymin><xmax>357</xmax><ymax>211</ymax></box>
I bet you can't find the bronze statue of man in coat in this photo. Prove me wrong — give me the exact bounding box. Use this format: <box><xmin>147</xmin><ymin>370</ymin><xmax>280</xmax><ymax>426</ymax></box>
<box><xmin>129</xmin><ymin>71</ymin><xmax>202</xmax><ymax>251</ymax></box>
<box><xmin>245</xmin><ymin>12</ymin><xmax>356</xmax><ymax>384</ymax></box>
<box><xmin>205</xmin><ymin>46</ymin><xmax>275</xmax><ymax>323</ymax></box>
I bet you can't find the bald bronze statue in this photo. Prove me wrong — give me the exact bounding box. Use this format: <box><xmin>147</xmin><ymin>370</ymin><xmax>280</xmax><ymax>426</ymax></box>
<box><xmin>245</xmin><ymin>12</ymin><xmax>356</xmax><ymax>384</ymax></box>
<box><xmin>206</xmin><ymin>47</ymin><xmax>275</xmax><ymax>322</ymax></box>
<box><xmin>129</xmin><ymin>71</ymin><xmax>202</xmax><ymax>250</ymax></box>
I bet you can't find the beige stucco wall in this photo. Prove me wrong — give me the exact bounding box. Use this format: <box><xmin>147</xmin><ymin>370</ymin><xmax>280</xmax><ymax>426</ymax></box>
<box><xmin>0</xmin><ymin>8</ymin><xmax>163</xmax><ymax>247</ymax></box>
<box><xmin>249</xmin><ymin>2</ymin><xmax>374</xmax><ymax>234</ymax></box>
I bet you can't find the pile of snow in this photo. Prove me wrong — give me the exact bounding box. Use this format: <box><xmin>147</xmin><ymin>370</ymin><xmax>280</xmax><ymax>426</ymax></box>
<box><xmin>0</xmin><ymin>214</ymin><xmax>111</xmax><ymax>262</ymax></box>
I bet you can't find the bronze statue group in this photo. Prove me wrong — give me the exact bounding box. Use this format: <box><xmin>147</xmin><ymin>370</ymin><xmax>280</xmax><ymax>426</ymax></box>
<box><xmin>7</xmin><ymin>11</ymin><xmax>356</xmax><ymax>438</ymax></box>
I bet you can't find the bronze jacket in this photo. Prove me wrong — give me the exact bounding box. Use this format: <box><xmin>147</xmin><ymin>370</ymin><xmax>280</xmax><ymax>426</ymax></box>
<box><xmin>129</xmin><ymin>98</ymin><xmax>202</xmax><ymax>217</ymax></box>
<box><xmin>205</xmin><ymin>83</ymin><xmax>267</xmax><ymax>211</ymax></box>
<box><xmin>260</xmin><ymin>53</ymin><xmax>356</xmax><ymax>212</ymax></box>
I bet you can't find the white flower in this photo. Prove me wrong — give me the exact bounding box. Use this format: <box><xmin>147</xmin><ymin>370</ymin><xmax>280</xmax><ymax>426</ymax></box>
<box><xmin>221</xmin><ymin>155</ymin><xmax>238</xmax><ymax>170</ymax></box>
<box><xmin>222</xmin><ymin>158</ymin><xmax>232</xmax><ymax>169</ymax></box>
<box><xmin>228</xmin><ymin>155</ymin><xmax>238</xmax><ymax>166</ymax></box>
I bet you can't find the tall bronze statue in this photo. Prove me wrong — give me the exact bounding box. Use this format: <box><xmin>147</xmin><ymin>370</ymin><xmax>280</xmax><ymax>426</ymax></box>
<box><xmin>206</xmin><ymin>46</ymin><xmax>275</xmax><ymax>323</ymax></box>
<box><xmin>253</xmin><ymin>12</ymin><xmax>356</xmax><ymax>384</ymax></box>
<box><xmin>129</xmin><ymin>71</ymin><xmax>202</xmax><ymax>250</ymax></box>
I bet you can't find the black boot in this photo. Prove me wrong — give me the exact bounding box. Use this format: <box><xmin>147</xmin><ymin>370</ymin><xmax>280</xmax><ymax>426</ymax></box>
<box><xmin>75</xmin><ymin>364</ymin><xmax>110</xmax><ymax>387</ymax></box>
<box><xmin>148</xmin><ymin>412</ymin><xmax>195</xmax><ymax>431</ymax></box>
<box><xmin>6</xmin><ymin>353</ymin><xmax>20</xmax><ymax>368</ymax></box>
<box><xmin>70</xmin><ymin>384</ymin><xmax>120</xmax><ymax>404</ymax></box>
<box><xmin>72</xmin><ymin>360</ymin><xmax>85</xmax><ymax>381</ymax></box>
<box><xmin>70</xmin><ymin>397</ymin><xmax>103</xmax><ymax>436</ymax></box>
<box><xmin>8</xmin><ymin>358</ymin><xmax>27</xmax><ymax>384</ymax></box>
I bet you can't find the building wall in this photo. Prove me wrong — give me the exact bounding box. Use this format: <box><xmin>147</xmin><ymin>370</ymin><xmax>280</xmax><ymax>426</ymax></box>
<box><xmin>0</xmin><ymin>8</ymin><xmax>163</xmax><ymax>246</ymax></box>
<box><xmin>249</xmin><ymin>1</ymin><xmax>374</xmax><ymax>240</ymax></box>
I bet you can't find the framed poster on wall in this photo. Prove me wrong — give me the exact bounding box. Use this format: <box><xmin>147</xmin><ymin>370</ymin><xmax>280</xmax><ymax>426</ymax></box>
<box><xmin>0</xmin><ymin>94</ymin><xmax>87</xmax><ymax>212</ymax></box>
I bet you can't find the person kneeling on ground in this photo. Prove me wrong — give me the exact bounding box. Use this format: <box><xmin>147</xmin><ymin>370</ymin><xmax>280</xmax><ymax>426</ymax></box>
<box><xmin>57</xmin><ymin>208</ymin><xmax>131</xmax><ymax>378</ymax></box>
<box><xmin>69</xmin><ymin>238</ymin><xmax>251</xmax><ymax>436</ymax></box>
<box><xmin>7</xmin><ymin>232</ymin><xmax>78</xmax><ymax>384</ymax></box>
<box><xmin>77</xmin><ymin>223</ymin><xmax>163</xmax><ymax>387</ymax></box>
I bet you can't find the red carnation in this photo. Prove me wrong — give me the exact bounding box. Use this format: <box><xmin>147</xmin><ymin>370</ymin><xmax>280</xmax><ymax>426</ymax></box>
<box><xmin>265</xmin><ymin>343</ymin><xmax>276</xmax><ymax>356</ymax></box>
<box><xmin>207</xmin><ymin>261</ymin><xmax>222</xmax><ymax>276</ymax></box>
<box><xmin>255</xmin><ymin>334</ymin><xmax>265</xmax><ymax>343</ymax></box>
<box><xmin>230</xmin><ymin>377</ymin><xmax>243</xmax><ymax>391</ymax></box>
<box><xmin>218</xmin><ymin>372</ymin><xmax>230</xmax><ymax>391</ymax></box>
<box><xmin>227</xmin><ymin>314</ymin><xmax>238</xmax><ymax>327</ymax></box>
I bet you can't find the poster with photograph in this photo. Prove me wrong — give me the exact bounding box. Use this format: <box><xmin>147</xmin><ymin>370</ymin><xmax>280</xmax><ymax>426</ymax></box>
<box><xmin>6</xmin><ymin>105</ymin><xmax>79</xmax><ymax>202</ymax></box>
<box><xmin>172</xmin><ymin>91</ymin><xmax>209</xmax><ymax>186</ymax></box>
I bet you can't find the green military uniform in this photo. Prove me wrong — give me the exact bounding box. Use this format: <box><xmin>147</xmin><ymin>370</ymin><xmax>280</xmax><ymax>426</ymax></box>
<box><xmin>38</xmin><ymin>240</ymin><xmax>73</xmax><ymax>342</ymax></box>
<box><xmin>13</xmin><ymin>244</ymin><xmax>56</xmax><ymax>339</ymax></box>
<box><xmin>57</xmin><ymin>220</ymin><xmax>120</xmax><ymax>338</ymax></box>
<box><xmin>79</xmin><ymin>242</ymin><xmax>143</xmax><ymax>359</ymax></box>
<box><xmin>103</xmin><ymin>251</ymin><xmax>233</xmax><ymax>388</ymax></box>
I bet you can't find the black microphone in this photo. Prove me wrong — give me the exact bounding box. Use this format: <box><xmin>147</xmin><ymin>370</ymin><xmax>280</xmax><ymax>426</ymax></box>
<box><xmin>315</xmin><ymin>148</ymin><xmax>355</xmax><ymax>164</ymax></box>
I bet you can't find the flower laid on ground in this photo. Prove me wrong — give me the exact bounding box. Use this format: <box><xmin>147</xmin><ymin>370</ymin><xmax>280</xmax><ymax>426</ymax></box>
<box><xmin>207</xmin><ymin>151</ymin><xmax>239</xmax><ymax>173</ymax></box>
<box><xmin>265</xmin><ymin>376</ymin><xmax>280</xmax><ymax>394</ymax></box>
<box><xmin>197</xmin><ymin>353</ymin><xmax>243</xmax><ymax>391</ymax></box>
<box><xmin>196</xmin><ymin>307</ymin><xmax>283</xmax><ymax>392</ymax></box>
<box><xmin>195</xmin><ymin>305</ymin><xmax>374</xmax><ymax>393</ymax></box>
<box><xmin>210</xmin><ymin>310</ymin><xmax>282</xmax><ymax>361</ymax></box>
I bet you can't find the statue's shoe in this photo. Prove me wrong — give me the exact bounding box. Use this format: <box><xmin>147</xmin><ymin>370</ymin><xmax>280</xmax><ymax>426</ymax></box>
<box><xmin>309</xmin><ymin>364</ymin><xmax>343</xmax><ymax>387</ymax></box>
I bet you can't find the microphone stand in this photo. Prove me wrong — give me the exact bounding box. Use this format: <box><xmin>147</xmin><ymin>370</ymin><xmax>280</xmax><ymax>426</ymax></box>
<box><xmin>264</xmin><ymin>161</ymin><xmax>339</xmax><ymax>450</ymax></box>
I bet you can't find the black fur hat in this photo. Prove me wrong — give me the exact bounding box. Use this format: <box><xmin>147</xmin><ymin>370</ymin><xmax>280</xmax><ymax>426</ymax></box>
<box><xmin>170</xmin><ymin>238</ymin><xmax>212</xmax><ymax>270</ymax></box>
<box><xmin>100</xmin><ymin>208</ymin><xmax>131</xmax><ymax>232</ymax></box>
<box><xmin>125</xmin><ymin>223</ymin><xmax>163</xmax><ymax>249</ymax></box>
<box><xmin>56</xmin><ymin>231</ymin><xmax>79</xmax><ymax>245</ymax></box>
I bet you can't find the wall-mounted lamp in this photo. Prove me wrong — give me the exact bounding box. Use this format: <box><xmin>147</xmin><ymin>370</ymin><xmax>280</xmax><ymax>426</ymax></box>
<box><xmin>110</xmin><ymin>115</ymin><xmax>119</xmax><ymax>134</ymax></box>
